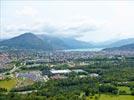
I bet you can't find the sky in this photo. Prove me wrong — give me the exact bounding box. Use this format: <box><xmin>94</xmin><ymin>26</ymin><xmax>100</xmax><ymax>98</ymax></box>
<box><xmin>0</xmin><ymin>0</ymin><xmax>134</xmax><ymax>42</ymax></box>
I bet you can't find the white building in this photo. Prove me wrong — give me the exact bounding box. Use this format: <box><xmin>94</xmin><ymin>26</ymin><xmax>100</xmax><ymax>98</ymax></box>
<box><xmin>50</xmin><ymin>69</ymin><xmax>71</xmax><ymax>74</ymax></box>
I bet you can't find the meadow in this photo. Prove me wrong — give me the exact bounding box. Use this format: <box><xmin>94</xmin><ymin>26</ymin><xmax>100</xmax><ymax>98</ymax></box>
<box><xmin>118</xmin><ymin>86</ymin><xmax>131</xmax><ymax>94</ymax></box>
<box><xmin>0</xmin><ymin>79</ymin><xmax>17</xmax><ymax>91</ymax></box>
<box><xmin>86</xmin><ymin>94</ymin><xmax>134</xmax><ymax>100</ymax></box>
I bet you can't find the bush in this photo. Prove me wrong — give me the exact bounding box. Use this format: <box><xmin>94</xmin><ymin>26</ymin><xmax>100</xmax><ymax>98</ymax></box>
<box><xmin>0</xmin><ymin>88</ymin><xmax>7</xmax><ymax>92</ymax></box>
<box><xmin>119</xmin><ymin>90</ymin><xmax>127</xmax><ymax>95</ymax></box>
<box><xmin>131</xmin><ymin>90</ymin><xmax>134</xmax><ymax>95</ymax></box>
<box><xmin>99</xmin><ymin>84</ymin><xmax>118</xmax><ymax>94</ymax></box>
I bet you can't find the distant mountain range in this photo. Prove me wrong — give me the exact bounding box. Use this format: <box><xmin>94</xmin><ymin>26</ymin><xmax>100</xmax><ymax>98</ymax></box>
<box><xmin>0</xmin><ymin>33</ymin><xmax>92</xmax><ymax>50</ymax></box>
<box><xmin>0</xmin><ymin>32</ymin><xmax>133</xmax><ymax>51</ymax></box>
<box><xmin>38</xmin><ymin>35</ymin><xmax>93</xmax><ymax>50</ymax></box>
<box><xmin>106</xmin><ymin>38</ymin><xmax>134</xmax><ymax>48</ymax></box>
<box><xmin>94</xmin><ymin>38</ymin><xmax>134</xmax><ymax>48</ymax></box>
<box><xmin>37</xmin><ymin>33</ymin><xmax>93</xmax><ymax>50</ymax></box>
<box><xmin>103</xmin><ymin>43</ymin><xmax>134</xmax><ymax>51</ymax></box>
<box><xmin>102</xmin><ymin>38</ymin><xmax>134</xmax><ymax>51</ymax></box>
<box><xmin>37</xmin><ymin>35</ymin><xmax>68</xmax><ymax>50</ymax></box>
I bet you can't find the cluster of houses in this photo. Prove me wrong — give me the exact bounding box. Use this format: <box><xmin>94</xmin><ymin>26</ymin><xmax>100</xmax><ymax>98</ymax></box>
<box><xmin>0</xmin><ymin>53</ymin><xmax>11</xmax><ymax>69</ymax></box>
<box><xmin>15</xmin><ymin>71</ymin><xmax>46</xmax><ymax>81</ymax></box>
<box><xmin>43</xmin><ymin>69</ymin><xmax>99</xmax><ymax>80</ymax></box>
<box><xmin>14</xmin><ymin>69</ymin><xmax>99</xmax><ymax>82</ymax></box>
<box><xmin>0</xmin><ymin>75</ymin><xmax>5</xmax><ymax>80</ymax></box>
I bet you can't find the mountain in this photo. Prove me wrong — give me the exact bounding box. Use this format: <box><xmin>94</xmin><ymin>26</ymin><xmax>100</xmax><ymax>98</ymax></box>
<box><xmin>38</xmin><ymin>35</ymin><xmax>93</xmax><ymax>49</ymax></box>
<box><xmin>0</xmin><ymin>33</ymin><xmax>93</xmax><ymax>51</ymax></box>
<box><xmin>0</xmin><ymin>32</ymin><xmax>133</xmax><ymax>51</ymax></box>
<box><xmin>107</xmin><ymin>38</ymin><xmax>134</xmax><ymax>48</ymax></box>
<box><xmin>95</xmin><ymin>38</ymin><xmax>134</xmax><ymax>48</ymax></box>
<box><xmin>103</xmin><ymin>43</ymin><xmax>134</xmax><ymax>51</ymax></box>
<box><xmin>0</xmin><ymin>33</ymin><xmax>52</xmax><ymax>50</ymax></box>
<box><xmin>38</xmin><ymin>35</ymin><xmax>69</xmax><ymax>50</ymax></box>
<box><xmin>60</xmin><ymin>37</ymin><xmax>93</xmax><ymax>49</ymax></box>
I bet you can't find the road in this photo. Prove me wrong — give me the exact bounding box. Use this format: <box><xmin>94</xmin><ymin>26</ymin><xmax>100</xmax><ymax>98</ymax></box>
<box><xmin>0</xmin><ymin>65</ymin><xmax>22</xmax><ymax>76</ymax></box>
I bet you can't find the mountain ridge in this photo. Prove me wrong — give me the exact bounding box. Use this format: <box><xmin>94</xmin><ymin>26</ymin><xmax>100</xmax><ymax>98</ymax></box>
<box><xmin>0</xmin><ymin>32</ymin><xmax>134</xmax><ymax>51</ymax></box>
<box><xmin>0</xmin><ymin>32</ymin><xmax>52</xmax><ymax>50</ymax></box>
<box><xmin>38</xmin><ymin>34</ymin><xmax>93</xmax><ymax>49</ymax></box>
<box><xmin>103</xmin><ymin>43</ymin><xmax>134</xmax><ymax>51</ymax></box>
<box><xmin>0</xmin><ymin>33</ymin><xmax>93</xmax><ymax>50</ymax></box>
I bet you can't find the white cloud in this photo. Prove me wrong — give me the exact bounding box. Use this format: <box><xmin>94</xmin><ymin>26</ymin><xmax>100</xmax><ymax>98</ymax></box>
<box><xmin>16</xmin><ymin>7</ymin><xmax>38</xmax><ymax>16</ymax></box>
<box><xmin>1</xmin><ymin>0</ymin><xmax>134</xmax><ymax>42</ymax></box>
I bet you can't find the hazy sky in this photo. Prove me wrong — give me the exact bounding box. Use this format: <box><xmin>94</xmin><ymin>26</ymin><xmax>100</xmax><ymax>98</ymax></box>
<box><xmin>1</xmin><ymin>0</ymin><xmax>134</xmax><ymax>42</ymax></box>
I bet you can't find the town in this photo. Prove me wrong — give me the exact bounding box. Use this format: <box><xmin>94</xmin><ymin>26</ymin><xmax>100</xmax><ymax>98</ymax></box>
<box><xmin>0</xmin><ymin>50</ymin><xmax>134</xmax><ymax>99</ymax></box>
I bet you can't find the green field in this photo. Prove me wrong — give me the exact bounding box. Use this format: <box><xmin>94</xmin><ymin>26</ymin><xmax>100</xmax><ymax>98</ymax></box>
<box><xmin>118</xmin><ymin>86</ymin><xmax>131</xmax><ymax>94</ymax></box>
<box><xmin>0</xmin><ymin>79</ymin><xmax>17</xmax><ymax>91</ymax></box>
<box><xmin>16</xmin><ymin>78</ymin><xmax>34</xmax><ymax>87</ymax></box>
<box><xmin>86</xmin><ymin>94</ymin><xmax>134</xmax><ymax>100</ymax></box>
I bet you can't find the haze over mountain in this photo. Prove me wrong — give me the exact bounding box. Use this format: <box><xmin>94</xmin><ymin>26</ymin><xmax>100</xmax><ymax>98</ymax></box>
<box><xmin>0</xmin><ymin>32</ymin><xmax>134</xmax><ymax>51</ymax></box>
<box><xmin>103</xmin><ymin>43</ymin><xmax>134</xmax><ymax>51</ymax></box>
<box><xmin>38</xmin><ymin>35</ymin><xmax>93</xmax><ymax>49</ymax></box>
<box><xmin>0</xmin><ymin>33</ymin><xmax>52</xmax><ymax>50</ymax></box>
<box><xmin>37</xmin><ymin>35</ymin><xmax>69</xmax><ymax>50</ymax></box>
<box><xmin>0</xmin><ymin>33</ymin><xmax>93</xmax><ymax>50</ymax></box>
<box><xmin>95</xmin><ymin>38</ymin><xmax>134</xmax><ymax>48</ymax></box>
<box><xmin>106</xmin><ymin>38</ymin><xmax>134</xmax><ymax>48</ymax></box>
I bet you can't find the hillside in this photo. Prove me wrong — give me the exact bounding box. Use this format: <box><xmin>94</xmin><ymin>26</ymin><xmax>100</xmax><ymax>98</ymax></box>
<box><xmin>0</xmin><ymin>33</ymin><xmax>93</xmax><ymax>51</ymax></box>
<box><xmin>38</xmin><ymin>35</ymin><xmax>93</xmax><ymax>49</ymax></box>
<box><xmin>107</xmin><ymin>38</ymin><xmax>134</xmax><ymax>48</ymax></box>
<box><xmin>38</xmin><ymin>35</ymin><xmax>69</xmax><ymax>50</ymax></box>
<box><xmin>94</xmin><ymin>38</ymin><xmax>134</xmax><ymax>48</ymax></box>
<box><xmin>0</xmin><ymin>33</ymin><xmax>52</xmax><ymax>50</ymax></box>
<box><xmin>103</xmin><ymin>43</ymin><xmax>134</xmax><ymax>51</ymax></box>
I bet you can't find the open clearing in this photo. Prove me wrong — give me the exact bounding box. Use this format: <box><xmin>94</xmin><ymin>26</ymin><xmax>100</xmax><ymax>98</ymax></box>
<box><xmin>86</xmin><ymin>94</ymin><xmax>134</xmax><ymax>100</ymax></box>
<box><xmin>0</xmin><ymin>79</ymin><xmax>17</xmax><ymax>91</ymax></box>
<box><xmin>118</xmin><ymin>86</ymin><xmax>131</xmax><ymax>94</ymax></box>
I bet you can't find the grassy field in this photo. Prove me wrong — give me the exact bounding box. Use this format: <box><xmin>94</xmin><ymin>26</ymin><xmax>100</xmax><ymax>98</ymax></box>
<box><xmin>86</xmin><ymin>94</ymin><xmax>134</xmax><ymax>100</ymax></box>
<box><xmin>16</xmin><ymin>78</ymin><xmax>34</xmax><ymax>87</ymax></box>
<box><xmin>118</xmin><ymin>86</ymin><xmax>131</xmax><ymax>94</ymax></box>
<box><xmin>0</xmin><ymin>79</ymin><xmax>17</xmax><ymax>91</ymax></box>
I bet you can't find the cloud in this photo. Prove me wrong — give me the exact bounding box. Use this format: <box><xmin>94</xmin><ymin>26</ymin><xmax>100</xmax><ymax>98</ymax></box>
<box><xmin>1</xmin><ymin>0</ymin><xmax>134</xmax><ymax>42</ymax></box>
<box><xmin>64</xmin><ymin>24</ymin><xmax>97</xmax><ymax>34</ymax></box>
<box><xmin>39</xmin><ymin>24</ymin><xmax>59</xmax><ymax>34</ymax></box>
<box><xmin>16</xmin><ymin>7</ymin><xmax>38</xmax><ymax>17</ymax></box>
<box><xmin>8</xmin><ymin>17</ymin><xmax>100</xmax><ymax>38</ymax></box>
<box><xmin>0</xmin><ymin>17</ymin><xmax>102</xmax><ymax>39</ymax></box>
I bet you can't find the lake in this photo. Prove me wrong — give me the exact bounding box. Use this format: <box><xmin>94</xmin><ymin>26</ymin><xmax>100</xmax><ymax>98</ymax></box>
<box><xmin>63</xmin><ymin>48</ymin><xmax>103</xmax><ymax>52</ymax></box>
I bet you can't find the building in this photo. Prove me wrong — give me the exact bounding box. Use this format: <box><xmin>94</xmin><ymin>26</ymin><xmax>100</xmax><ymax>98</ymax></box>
<box><xmin>72</xmin><ymin>69</ymin><xmax>87</xmax><ymax>73</ymax></box>
<box><xmin>50</xmin><ymin>69</ymin><xmax>71</xmax><ymax>74</ymax></box>
<box><xmin>90</xmin><ymin>73</ymin><xmax>99</xmax><ymax>77</ymax></box>
<box><xmin>16</xmin><ymin>71</ymin><xmax>43</xmax><ymax>81</ymax></box>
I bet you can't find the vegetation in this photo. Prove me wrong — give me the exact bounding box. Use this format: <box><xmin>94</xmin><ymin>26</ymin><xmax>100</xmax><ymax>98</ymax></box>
<box><xmin>86</xmin><ymin>94</ymin><xmax>134</xmax><ymax>100</ymax></box>
<box><xmin>0</xmin><ymin>56</ymin><xmax>134</xmax><ymax>99</ymax></box>
<box><xmin>0</xmin><ymin>79</ymin><xmax>17</xmax><ymax>91</ymax></box>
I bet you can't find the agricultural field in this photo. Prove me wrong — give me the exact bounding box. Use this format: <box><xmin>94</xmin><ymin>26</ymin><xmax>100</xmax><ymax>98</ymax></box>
<box><xmin>86</xmin><ymin>94</ymin><xmax>134</xmax><ymax>100</ymax></box>
<box><xmin>0</xmin><ymin>79</ymin><xmax>17</xmax><ymax>91</ymax></box>
<box><xmin>16</xmin><ymin>78</ymin><xmax>34</xmax><ymax>88</ymax></box>
<box><xmin>0</xmin><ymin>78</ymin><xmax>34</xmax><ymax>90</ymax></box>
<box><xmin>118</xmin><ymin>86</ymin><xmax>131</xmax><ymax>94</ymax></box>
